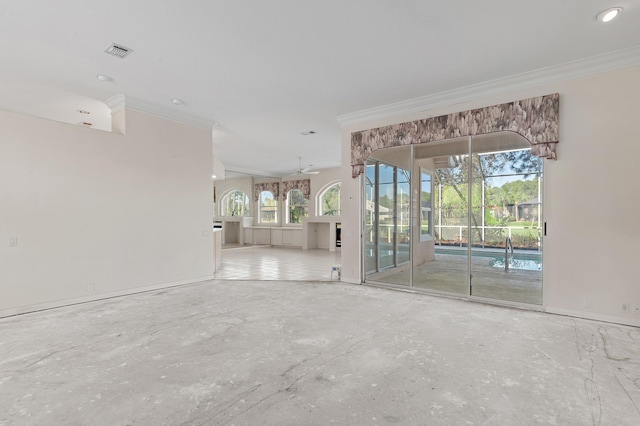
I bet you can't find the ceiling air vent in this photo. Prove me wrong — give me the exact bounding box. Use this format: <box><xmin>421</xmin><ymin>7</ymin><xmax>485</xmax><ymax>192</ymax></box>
<box><xmin>104</xmin><ymin>43</ymin><xmax>133</xmax><ymax>58</ymax></box>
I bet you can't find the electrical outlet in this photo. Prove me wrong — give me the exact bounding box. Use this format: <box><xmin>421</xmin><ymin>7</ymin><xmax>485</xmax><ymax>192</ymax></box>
<box><xmin>622</xmin><ymin>303</ymin><xmax>629</xmax><ymax>313</ymax></box>
<box><xmin>87</xmin><ymin>283</ymin><xmax>96</xmax><ymax>293</ymax></box>
<box><xmin>8</xmin><ymin>236</ymin><xmax>17</xmax><ymax>247</ymax></box>
<box><xmin>584</xmin><ymin>297</ymin><xmax>592</xmax><ymax>309</ymax></box>
<box><xmin>633</xmin><ymin>304</ymin><xmax>640</xmax><ymax>314</ymax></box>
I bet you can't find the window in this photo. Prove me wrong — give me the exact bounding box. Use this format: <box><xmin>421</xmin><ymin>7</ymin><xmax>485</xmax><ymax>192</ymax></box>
<box><xmin>221</xmin><ymin>190</ymin><xmax>249</xmax><ymax>216</ymax></box>
<box><xmin>318</xmin><ymin>182</ymin><xmax>341</xmax><ymax>216</ymax></box>
<box><xmin>286</xmin><ymin>189</ymin><xmax>308</xmax><ymax>224</ymax></box>
<box><xmin>258</xmin><ymin>191</ymin><xmax>277</xmax><ymax>224</ymax></box>
<box><xmin>420</xmin><ymin>169</ymin><xmax>433</xmax><ymax>239</ymax></box>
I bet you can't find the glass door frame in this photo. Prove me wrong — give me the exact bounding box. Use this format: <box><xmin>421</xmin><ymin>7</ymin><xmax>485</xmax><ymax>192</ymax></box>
<box><xmin>361</xmin><ymin>145</ymin><xmax>414</xmax><ymax>279</ymax></box>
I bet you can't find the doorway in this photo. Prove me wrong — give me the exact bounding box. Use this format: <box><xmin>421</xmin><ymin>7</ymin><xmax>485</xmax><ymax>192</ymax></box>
<box><xmin>364</xmin><ymin>133</ymin><xmax>543</xmax><ymax>305</ymax></box>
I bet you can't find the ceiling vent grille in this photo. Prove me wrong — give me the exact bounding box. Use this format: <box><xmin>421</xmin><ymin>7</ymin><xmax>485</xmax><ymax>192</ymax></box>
<box><xmin>104</xmin><ymin>43</ymin><xmax>133</xmax><ymax>58</ymax></box>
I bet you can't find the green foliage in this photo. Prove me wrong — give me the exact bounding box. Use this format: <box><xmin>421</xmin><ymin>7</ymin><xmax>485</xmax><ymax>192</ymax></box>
<box><xmin>485</xmin><ymin>179</ymin><xmax>538</xmax><ymax>206</ymax></box>
<box><xmin>289</xmin><ymin>190</ymin><xmax>308</xmax><ymax>224</ymax></box>
<box><xmin>379</xmin><ymin>194</ymin><xmax>393</xmax><ymax>210</ymax></box>
<box><xmin>434</xmin><ymin>150</ymin><xmax>541</xmax><ymax>241</ymax></box>
<box><xmin>225</xmin><ymin>190</ymin><xmax>249</xmax><ymax>216</ymax></box>
<box><xmin>321</xmin><ymin>184</ymin><xmax>341</xmax><ymax>215</ymax></box>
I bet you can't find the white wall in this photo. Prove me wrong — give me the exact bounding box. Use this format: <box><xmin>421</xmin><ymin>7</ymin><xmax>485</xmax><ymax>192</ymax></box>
<box><xmin>0</xmin><ymin>108</ymin><xmax>214</xmax><ymax>316</ymax></box>
<box><xmin>340</xmin><ymin>65</ymin><xmax>640</xmax><ymax>326</ymax></box>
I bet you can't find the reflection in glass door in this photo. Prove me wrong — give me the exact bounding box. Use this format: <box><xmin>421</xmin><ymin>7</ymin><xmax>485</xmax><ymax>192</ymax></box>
<box><xmin>378</xmin><ymin>163</ymin><xmax>396</xmax><ymax>270</ymax></box>
<box><xmin>364</xmin><ymin>151</ymin><xmax>411</xmax><ymax>287</ymax></box>
<box><xmin>396</xmin><ymin>168</ymin><xmax>410</xmax><ymax>265</ymax></box>
<box><xmin>412</xmin><ymin>155</ymin><xmax>468</xmax><ymax>295</ymax></box>
<box><xmin>364</xmin><ymin>162</ymin><xmax>377</xmax><ymax>274</ymax></box>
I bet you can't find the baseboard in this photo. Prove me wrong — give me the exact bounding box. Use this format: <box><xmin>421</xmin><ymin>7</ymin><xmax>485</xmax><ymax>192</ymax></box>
<box><xmin>0</xmin><ymin>275</ymin><xmax>215</xmax><ymax>319</ymax></box>
<box><xmin>545</xmin><ymin>306</ymin><xmax>640</xmax><ymax>328</ymax></box>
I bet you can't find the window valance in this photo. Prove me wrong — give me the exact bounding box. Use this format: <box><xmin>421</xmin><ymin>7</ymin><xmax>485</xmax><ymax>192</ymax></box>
<box><xmin>350</xmin><ymin>93</ymin><xmax>559</xmax><ymax>178</ymax></box>
<box><xmin>282</xmin><ymin>179</ymin><xmax>310</xmax><ymax>200</ymax></box>
<box><xmin>253</xmin><ymin>182</ymin><xmax>280</xmax><ymax>201</ymax></box>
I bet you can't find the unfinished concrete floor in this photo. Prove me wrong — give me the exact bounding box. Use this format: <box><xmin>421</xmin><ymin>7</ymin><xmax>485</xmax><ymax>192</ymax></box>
<box><xmin>1</xmin><ymin>279</ymin><xmax>639</xmax><ymax>425</ymax></box>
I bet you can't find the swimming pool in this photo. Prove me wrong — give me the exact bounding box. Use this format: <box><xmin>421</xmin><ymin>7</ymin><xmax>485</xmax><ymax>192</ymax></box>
<box><xmin>490</xmin><ymin>257</ymin><xmax>541</xmax><ymax>271</ymax></box>
<box><xmin>435</xmin><ymin>248</ymin><xmax>542</xmax><ymax>271</ymax></box>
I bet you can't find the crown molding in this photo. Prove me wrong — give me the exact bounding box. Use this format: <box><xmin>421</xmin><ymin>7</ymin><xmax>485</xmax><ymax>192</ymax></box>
<box><xmin>337</xmin><ymin>45</ymin><xmax>640</xmax><ymax>127</ymax></box>
<box><xmin>224</xmin><ymin>165</ymin><xmax>282</xmax><ymax>179</ymax></box>
<box><xmin>104</xmin><ymin>94</ymin><xmax>125</xmax><ymax>114</ymax></box>
<box><xmin>125</xmin><ymin>97</ymin><xmax>217</xmax><ymax>130</ymax></box>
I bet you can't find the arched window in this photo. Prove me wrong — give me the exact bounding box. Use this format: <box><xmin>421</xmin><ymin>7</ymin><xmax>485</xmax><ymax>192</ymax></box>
<box><xmin>318</xmin><ymin>182</ymin><xmax>341</xmax><ymax>216</ymax></box>
<box><xmin>286</xmin><ymin>189</ymin><xmax>308</xmax><ymax>224</ymax></box>
<box><xmin>258</xmin><ymin>191</ymin><xmax>277</xmax><ymax>224</ymax></box>
<box><xmin>221</xmin><ymin>190</ymin><xmax>249</xmax><ymax>216</ymax></box>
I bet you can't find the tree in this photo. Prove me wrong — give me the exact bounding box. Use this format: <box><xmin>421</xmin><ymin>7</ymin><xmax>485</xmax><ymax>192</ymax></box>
<box><xmin>225</xmin><ymin>190</ymin><xmax>249</xmax><ymax>216</ymax></box>
<box><xmin>289</xmin><ymin>190</ymin><xmax>308</xmax><ymax>224</ymax></box>
<box><xmin>435</xmin><ymin>149</ymin><xmax>541</xmax><ymax>242</ymax></box>
<box><xmin>321</xmin><ymin>184</ymin><xmax>341</xmax><ymax>215</ymax></box>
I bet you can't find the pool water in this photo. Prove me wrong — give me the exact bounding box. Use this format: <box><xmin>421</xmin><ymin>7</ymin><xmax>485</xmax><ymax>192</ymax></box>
<box><xmin>490</xmin><ymin>257</ymin><xmax>541</xmax><ymax>271</ymax></box>
<box><xmin>435</xmin><ymin>248</ymin><xmax>542</xmax><ymax>271</ymax></box>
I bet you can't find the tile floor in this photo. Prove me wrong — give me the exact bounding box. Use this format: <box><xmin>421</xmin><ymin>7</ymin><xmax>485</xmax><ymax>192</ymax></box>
<box><xmin>215</xmin><ymin>246</ymin><xmax>342</xmax><ymax>281</ymax></box>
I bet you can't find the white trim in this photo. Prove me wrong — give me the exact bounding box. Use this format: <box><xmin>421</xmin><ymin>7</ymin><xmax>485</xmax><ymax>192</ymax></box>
<box><xmin>126</xmin><ymin>96</ymin><xmax>216</xmax><ymax>130</ymax></box>
<box><xmin>0</xmin><ymin>276</ymin><xmax>214</xmax><ymax>319</ymax></box>
<box><xmin>225</xmin><ymin>165</ymin><xmax>281</xmax><ymax>179</ymax></box>
<box><xmin>362</xmin><ymin>282</ymin><xmax>640</xmax><ymax>327</ymax></box>
<box><xmin>104</xmin><ymin>94</ymin><xmax>126</xmax><ymax>114</ymax></box>
<box><xmin>337</xmin><ymin>46</ymin><xmax>640</xmax><ymax>126</ymax></box>
<box><xmin>545</xmin><ymin>306</ymin><xmax>640</xmax><ymax>328</ymax></box>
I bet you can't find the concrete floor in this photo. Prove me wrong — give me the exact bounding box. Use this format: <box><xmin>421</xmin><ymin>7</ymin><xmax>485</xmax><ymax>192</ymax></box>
<box><xmin>1</xmin><ymin>279</ymin><xmax>640</xmax><ymax>425</ymax></box>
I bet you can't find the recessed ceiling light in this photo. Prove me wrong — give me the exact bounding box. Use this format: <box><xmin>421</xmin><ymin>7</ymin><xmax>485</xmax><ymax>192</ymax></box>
<box><xmin>211</xmin><ymin>174</ymin><xmax>217</xmax><ymax>179</ymax></box>
<box><xmin>596</xmin><ymin>7</ymin><xmax>622</xmax><ymax>23</ymax></box>
<box><xmin>77</xmin><ymin>109</ymin><xmax>90</xmax><ymax>115</ymax></box>
<box><xmin>171</xmin><ymin>98</ymin><xmax>185</xmax><ymax>105</ymax></box>
<box><xmin>96</xmin><ymin>74</ymin><xmax>113</xmax><ymax>82</ymax></box>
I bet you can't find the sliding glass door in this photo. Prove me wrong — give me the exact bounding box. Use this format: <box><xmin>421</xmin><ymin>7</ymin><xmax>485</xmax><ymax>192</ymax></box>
<box><xmin>363</xmin><ymin>146</ymin><xmax>411</xmax><ymax>286</ymax></box>
<box><xmin>469</xmin><ymin>142</ymin><xmax>543</xmax><ymax>304</ymax></box>
<box><xmin>363</xmin><ymin>133</ymin><xmax>543</xmax><ymax>305</ymax></box>
<box><xmin>412</xmin><ymin>153</ymin><xmax>468</xmax><ymax>295</ymax></box>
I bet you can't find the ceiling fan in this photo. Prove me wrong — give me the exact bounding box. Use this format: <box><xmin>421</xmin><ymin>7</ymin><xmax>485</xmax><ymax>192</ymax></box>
<box><xmin>291</xmin><ymin>156</ymin><xmax>320</xmax><ymax>176</ymax></box>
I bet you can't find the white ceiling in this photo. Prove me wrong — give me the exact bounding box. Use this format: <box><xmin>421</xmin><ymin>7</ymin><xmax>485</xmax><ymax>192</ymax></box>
<box><xmin>1</xmin><ymin>1</ymin><xmax>639</xmax><ymax>177</ymax></box>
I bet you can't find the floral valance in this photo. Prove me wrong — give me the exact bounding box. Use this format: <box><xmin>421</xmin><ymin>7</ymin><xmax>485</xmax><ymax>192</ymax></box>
<box><xmin>350</xmin><ymin>93</ymin><xmax>559</xmax><ymax>178</ymax></box>
<box><xmin>282</xmin><ymin>179</ymin><xmax>310</xmax><ymax>200</ymax></box>
<box><xmin>254</xmin><ymin>182</ymin><xmax>280</xmax><ymax>201</ymax></box>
